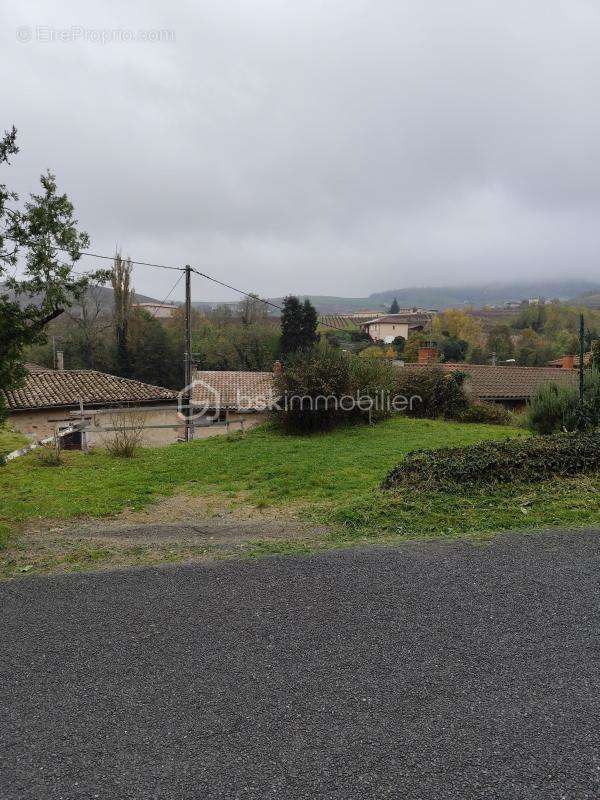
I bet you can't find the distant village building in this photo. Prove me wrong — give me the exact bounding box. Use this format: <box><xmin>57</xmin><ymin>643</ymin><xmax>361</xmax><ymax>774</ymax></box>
<box><xmin>546</xmin><ymin>353</ymin><xmax>591</xmax><ymax>369</ymax></box>
<box><xmin>132</xmin><ymin>302</ymin><xmax>178</xmax><ymax>319</ymax></box>
<box><xmin>361</xmin><ymin>311</ymin><xmax>434</xmax><ymax>344</ymax></box>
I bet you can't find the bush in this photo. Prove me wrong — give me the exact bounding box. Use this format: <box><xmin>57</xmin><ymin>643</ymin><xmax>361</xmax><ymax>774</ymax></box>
<box><xmin>274</xmin><ymin>348</ymin><xmax>352</xmax><ymax>433</ymax></box>
<box><xmin>382</xmin><ymin>431</ymin><xmax>600</xmax><ymax>489</ymax></box>
<box><xmin>453</xmin><ymin>401</ymin><xmax>510</xmax><ymax>425</ymax></box>
<box><xmin>274</xmin><ymin>348</ymin><xmax>397</xmax><ymax>433</ymax></box>
<box><xmin>526</xmin><ymin>370</ymin><xmax>600</xmax><ymax>434</ymax></box>
<box><xmin>395</xmin><ymin>367</ymin><xmax>470</xmax><ymax>420</ymax></box>
<box><xmin>36</xmin><ymin>443</ymin><xmax>63</xmax><ymax>467</ymax></box>
<box><xmin>105</xmin><ymin>410</ymin><xmax>146</xmax><ymax>457</ymax></box>
<box><xmin>348</xmin><ymin>352</ymin><xmax>398</xmax><ymax>423</ymax></box>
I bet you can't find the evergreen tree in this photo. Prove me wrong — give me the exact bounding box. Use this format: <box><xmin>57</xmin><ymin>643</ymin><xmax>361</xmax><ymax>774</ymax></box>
<box><xmin>301</xmin><ymin>298</ymin><xmax>319</xmax><ymax>349</ymax></box>
<box><xmin>280</xmin><ymin>296</ymin><xmax>305</xmax><ymax>355</ymax></box>
<box><xmin>389</xmin><ymin>298</ymin><xmax>400</xmax><ymax>314</ymax></box>
<box><xmin>280</xmin><ymin>296</ymin><xmax>320</xmax><ymax>356</ymax></box>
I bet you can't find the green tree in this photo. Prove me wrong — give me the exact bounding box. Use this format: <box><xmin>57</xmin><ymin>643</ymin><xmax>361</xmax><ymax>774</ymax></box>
<box><xmin>487</xmin><ymin>324</ymin><xmax>514</xmax><ymax>361</ymax></box>
<box><xmin>238</xmin><ymin>293</ymin><xmax>269</xmax><ymax>327</ymax></box>
<box><xmin>301</xmin><ymin>298</ymin><xmax>319</xmax><ymax>349</ymax></box>
<box><xmin>128</xmin><ymin>308</ymin><xmax>180</xmax><ymax>388</ymax></box>
<box><xmin>514</xmin><ymin>303</ymin><xmax>547</xmax><ymax>332</ymax></box>
<box><xmin>439</xmin><ymin>334</ymin><xmax>468</xmax><ymax>362</ymax></box>
<box><xmin>0</xmin><ymin>126</ymin><xmax>96</xmax><ymax>421</ymax></box>
<box><xmin>392</xmin><ymin>335</ymin><xmax>405</xmax><ymax>356</ymax></box>
<box><xmin>111</xmin><ymin>253</ymin><xmax>133</xmax><ymax>377</ymax></box>
<box><xmin>402</xmin><ymin>331</ymin><xmax>428</xmax><ymax>363</ymax></box>
<box><xmin>591</xmin><ymin>339</ymin><xmax>600</xmax><ymax>371</ymax></box>
<box><xmin>280</xmin><ymin>296</ymin><xmax>319</xmax><ymax>356</ymax></box>
<box><xmin>515</xmin><ymin>328</ymin><xmax>555</xmax><ymax>366</ymax></box>
<box><xmin>389</xmin><ymin>298</ymin><xmax>400</xmax><ymax>314</ymax></box>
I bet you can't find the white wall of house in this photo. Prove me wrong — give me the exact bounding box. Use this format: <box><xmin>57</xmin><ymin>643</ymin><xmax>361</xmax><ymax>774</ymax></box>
<box><xmin>9</xmin><ymin>406</ymin><xmax>270</xmax><ymax>447</ymax></box>
<box><xmin>191</xmin><ymin>411</ymin><xmax>270</xmax><ymax>439</ymax></box>
<box><xmin>365</xmin><ymin>321</ymin><xmax>409</xmax><ymax>342</ymax></box>
<box><xmin>9</xmin><ymin>406</ymin><xmax>181</xmax><ymax>448</ymax></box>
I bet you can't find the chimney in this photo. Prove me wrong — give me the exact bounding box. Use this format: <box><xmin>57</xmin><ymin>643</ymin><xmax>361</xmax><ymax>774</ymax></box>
<box><xmin>418</xmin><ymin>343</ymin><xmax>438</xmax><ymax>365</ymax></box>
<box><xmin>561</xmin><ymin>354</ymin><xmax>575</xmax><ymax>370</ymax></box>
<box><xmin>56</xmin><ymin>350</ymin><xmax>64</xmax><ymax>370</ymax></box>
<box><xmin>272</xmin><ymin>360</ymin><xmax>283</xmax><ymax>375</ymax></box>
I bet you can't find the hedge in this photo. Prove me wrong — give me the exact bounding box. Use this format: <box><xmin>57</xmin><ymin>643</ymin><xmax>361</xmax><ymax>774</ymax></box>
<box><xmin>453</xmin><ymin>401</ymin><xmax>510</xmax><ymax>426</ymax></box>
<box><xmin>382</xmin><ymin>431</ymin><xmax>600</xmax><ymax>489</ymax></box>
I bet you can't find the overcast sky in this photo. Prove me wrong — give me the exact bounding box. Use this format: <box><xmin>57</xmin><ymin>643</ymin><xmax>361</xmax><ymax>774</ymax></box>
<box><xmin>3</xmin><ymin>0</ymin><xmax>600</xmax><ymax>302</ymax></box>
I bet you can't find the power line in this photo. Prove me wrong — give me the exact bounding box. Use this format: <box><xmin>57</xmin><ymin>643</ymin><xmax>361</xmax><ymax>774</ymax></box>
<box><xmin>1</xmin><ymin>234</ymin><xmax>183</xmax><ymax>272</ymax></box>
<box><xmin>190</xmin><ymin>268</ymin><xmax>284</xmax><ymax>312</ymax></box>
<box><xmin>189</xmin><ymin>267</ymin><xmax>352</xmax><ymax>332</ymax></box>
<box><xmin>150</xmin><ymin>271</ymin><xmax>184</xmax><ymax>318</ymax></box>
<box><xmin>3</xmin><ymin>232</ymin><xmax>355</xmax><ymax>333</ymax></box>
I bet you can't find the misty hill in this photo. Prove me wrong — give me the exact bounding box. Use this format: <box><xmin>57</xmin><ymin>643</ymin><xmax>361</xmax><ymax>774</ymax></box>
<box><xmin>5</xmin><ymin>278</ymin><xmax>600</xmax><ymax>317</ymax></box>
<box><xmin>277</xmin><ymin>280</ymin><xmax>600</xmax><ymax>314</ymax></box>
<box><xmin>570</xmin><ymin>290</ymin><xmax>600</xmax><ymax>309</ymax></box>
<box><xmin>1</xmin><ymin>284</ymin><xmax>166</xmax><ymax>313</ymax></box>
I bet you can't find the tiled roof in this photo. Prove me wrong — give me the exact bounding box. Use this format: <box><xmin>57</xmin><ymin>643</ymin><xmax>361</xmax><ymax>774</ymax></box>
<box><xmin>547</xmin><ymin>353</ymin><xmax>591</xmax><ymax>368</ymax></box>
<box><xmin>4</xmin><ymin>370</ymin><xmax>177</xmax><ymax>411</ymax></box>
<box><xmin>191</xmin><ymin>371</ymin><xmax>276</xmax><ymax>410</ymax></box>
<box><xmin>363</xmin><ymin>313</ymin><xmax>433</xmax><ymax>326</ymax></box>
<box><xmin>399</xmin><ymin>362</ymin><xmax>578</xmax><ymax>400</ymax></box>
<box><xmin>24</xmin><ymin>362</ymin><xmax>53</xmax><ymax>373</ymax></box>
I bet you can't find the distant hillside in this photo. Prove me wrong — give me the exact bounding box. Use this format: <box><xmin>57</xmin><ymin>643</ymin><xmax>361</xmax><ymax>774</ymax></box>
<box><xmin>275</xmin><ymin>280</ymin><xmax>600</xmax><ymax>314</ymax></box>
<box><xmin>1</xmin><ymin>284</ymin><xmax>165</xmax><ymax>313</ymax></box>
<box><xmin>5</xmin><ymin>278</ymin><xmax>600</xmax><ymax>317</ymax></box>
<box><xmin>569</xmin><ymin>290</ymin><xmax>600</xmax><ymax>309</ymax></box>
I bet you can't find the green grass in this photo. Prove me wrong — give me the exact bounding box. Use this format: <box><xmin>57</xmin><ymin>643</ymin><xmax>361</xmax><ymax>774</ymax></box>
<box><xmin>2</xmin><ymin>415</ymin><xmax>600</xmax><ymax>576</ymax></box>
<box><xmin>0</xmin><ymin>417</ymin><xmax>524</xmax><ymax>538</ymax></box>
<box><xmin>0</xmin><ymin>425</ymin><xmax>28</xmax><ymax>459</ymax></box>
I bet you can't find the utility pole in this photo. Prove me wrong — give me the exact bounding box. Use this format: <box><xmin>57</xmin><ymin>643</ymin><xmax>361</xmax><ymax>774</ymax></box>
<box><xmin>184</xmin><ymin>265</ymin><xmax>194</xmax><ymax>442</ymax></box>
<box><xmin>579</xmin><ymin>312</ymin><xmax>585</xmax><ymax>406</ymax></box>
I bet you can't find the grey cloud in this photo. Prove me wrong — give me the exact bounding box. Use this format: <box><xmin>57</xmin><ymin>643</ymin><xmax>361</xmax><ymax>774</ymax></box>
<box><xmin>3</xmin><ymin>0</ymin><xmax>600</xmax><ymax>300</ymax></box>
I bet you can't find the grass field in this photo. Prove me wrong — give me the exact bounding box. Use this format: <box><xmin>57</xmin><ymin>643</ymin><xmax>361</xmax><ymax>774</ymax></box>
<box><xmin>0</xmin><ymin>425</ymin><xmax>28</xmax><ymax>459</ymax></box>
<box><xmin>2</xmin><ymin>416</ymin><xmax>599</xmax><ymax>578</ymax></box>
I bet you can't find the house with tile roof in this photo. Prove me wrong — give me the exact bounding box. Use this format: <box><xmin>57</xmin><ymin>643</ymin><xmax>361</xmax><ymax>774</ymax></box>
<box><xmin>396</xmin><ymin>351</ymin><xmax>578</xmax><ymax>410</ymax></box>
<box><xmin>189</xmin><ymin>369</ymin><xmax>277</xmax><ymax>436</ymax></box>
<box><xmin>546</xmin><ymin>353</ymin><xmax>591</xmax><ymax>369</ymax></box>
<box><xmin>361</xmin><ymin>312</ymin><xmax>434</xmax><ymax>344</ymax></box>
<box><xmin>3</xmin><ymin>367</ymin><xmax>180</xmax><ymax>449</ymax></box>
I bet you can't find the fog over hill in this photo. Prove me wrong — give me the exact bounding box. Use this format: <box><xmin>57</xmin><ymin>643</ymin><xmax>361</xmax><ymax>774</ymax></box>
<box><xmin>5</xmin><ymin>278</ymin><xmax>600</xmax><ymax>316</ymax></box>
<box><xmin>272</xmin><ymin>279</ymin><xmax>600</xmax><ymax>314</ymax></box>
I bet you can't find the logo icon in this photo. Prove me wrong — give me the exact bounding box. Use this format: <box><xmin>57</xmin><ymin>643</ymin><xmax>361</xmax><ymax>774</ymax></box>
<box><xmin>177</xmin><ymin>378</ymin><xmax>221</xmax><ymax>423</ymax></box>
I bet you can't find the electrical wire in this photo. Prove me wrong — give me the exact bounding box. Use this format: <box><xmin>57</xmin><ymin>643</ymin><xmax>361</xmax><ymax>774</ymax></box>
<box><xmin>149</xmin><ymin>271</ymin><xmax>184</xmax><ymax>317</ymax></box>
<box><xmin>1</xmin><ymin>234</ymin><xmax>183</xmax><ymax>272</ymax></box>
<box><xmin>189</xmin><ymin>267</ymin><xmax>353</xmax><ymax>332</ymax></box>
<box><xmin>2</xmin><ymin>233</ymin><xmax>358</xmax><ymax>333</ymax></box>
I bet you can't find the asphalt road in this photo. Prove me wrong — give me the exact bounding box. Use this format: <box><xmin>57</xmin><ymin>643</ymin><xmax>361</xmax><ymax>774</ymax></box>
<box><xmin>2</xmin><ymin>529</ymin><xmax>600</xmax><ymax>799</ymax></box>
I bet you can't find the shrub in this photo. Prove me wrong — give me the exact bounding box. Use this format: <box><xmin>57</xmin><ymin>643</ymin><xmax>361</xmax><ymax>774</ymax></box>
<box><xmin>274</xmin><ymin>348</ymin><xmax>352</xmax><ymax>433</ymax></box>
<box><xmin>105</xmin><ymin>410</ymin><xmax>146</xmax><ymax>457</ymax></box>
<box><xmin>348</xmin><ymin>353</ymin><xmax>398</xmax><ymax>423</ymax></box>
<box><xmin>274</xmin><ymin>348</ymin><xmax>398</xmax><ymax>433</ymax></box>
<box><xmin>36</xmin><ymin>442</ymin><xmax>63</xmax><ymax>467</ymax></box>
<box><xmin>382</xmin><ymin>431</ymin><xmax>600</xmax><ymax>489</ymax></box>
<box><xmin>526</xmin><ymin>369</ymin><xmax>600</xmax><ymax>434</ymax></box>
<box><xmin>395</xmin><ymin>367</ymin><xmax>470</xmax><ymax>420</ymax></box>
<box><xmin>453</xmin><ymin>401</ymin><xmax>510</xmax><ymax>425</ymax></box>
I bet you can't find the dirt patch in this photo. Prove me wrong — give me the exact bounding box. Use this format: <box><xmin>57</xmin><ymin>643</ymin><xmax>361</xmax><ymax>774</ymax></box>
<box><xmin>23</xmin><ymin>491</ymin><xmax>326</xmax><ymax>546</ymax></box>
